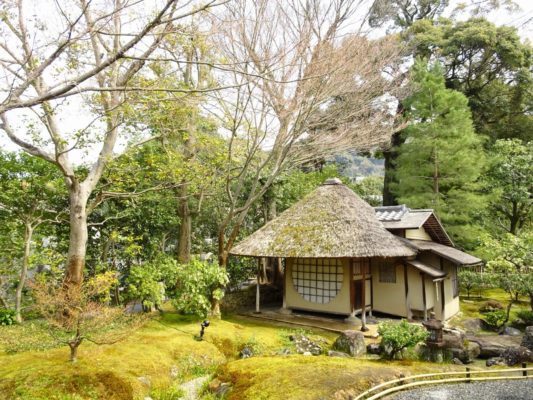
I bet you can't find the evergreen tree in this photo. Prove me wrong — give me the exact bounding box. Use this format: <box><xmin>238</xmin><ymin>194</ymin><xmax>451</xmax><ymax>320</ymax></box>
<box><xmin>392</xmin><ymin>60</ymin><xmax>486</xmax><ymax>247</ymax></box>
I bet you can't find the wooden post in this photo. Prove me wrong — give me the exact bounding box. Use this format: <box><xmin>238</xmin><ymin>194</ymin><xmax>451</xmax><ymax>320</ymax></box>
<box><xmin>361</xmin><ymin>260</ymin><xmax>368</xmax><ymax>331</ymax></box>
<box><xmin>523</xmin><ymin>362</ymin><xmax>527</xmax><ymax>377</ymax></box>
<box><xmin>422</xmin><ymin>273</ymin><xmax>427</xmax><ymax>321</ymax></box>
<box><xmin>466</xmin><ymin>367</ymin><xmax>470</xmax><ymax>383</ymax></box>
<box><xmin>255</xmin><ymin>258</ymin><xmax>261</xmax><ymax>313</ymax></box>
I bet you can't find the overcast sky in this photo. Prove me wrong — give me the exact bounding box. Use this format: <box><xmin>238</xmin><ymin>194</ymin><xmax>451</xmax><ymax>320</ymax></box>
<box><xmin>1</xmin><ymin>0</ymin><xmax>531</xmax><ymax>156</ymax></box>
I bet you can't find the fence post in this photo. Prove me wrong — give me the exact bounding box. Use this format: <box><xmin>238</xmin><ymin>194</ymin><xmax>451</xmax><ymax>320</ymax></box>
<box><xmin>522</xmin><ymin>362</ymin><xmax>527</xmax><ymax>377</ymax></box>
<box><xmin>466</xmin><ymin>367</ymin><xmax>471</xmax><ymax>383</ymax></box>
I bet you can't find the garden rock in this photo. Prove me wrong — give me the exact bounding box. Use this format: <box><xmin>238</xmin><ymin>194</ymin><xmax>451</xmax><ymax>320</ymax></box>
<box><xmin>328</xmin><ymin>350</ymin><xmax>350</xmax><ymax>358</ymax></box>
<box><xmin>521</xmin><ymin>326</ymin><xmax>533</xmax><ymax>351</ymax></box>
<box><xmin>209</xmin><ymin>380</ymin><xmax>232</xmax><ymax>398</ymax></box>
<box><xmin>500</xmin><ymin>346</ymin><xmax>533</xmax><ymax>366</ymax></box>
<box><xmin>290</xmin><ymin>334</ymin><xmax>322</xmax><ymax>356</ymax></box>
<box><xmin>239</xmin><ymin>346</ymin><xmax>253</xmax><ymax>359</ymax></box>
<box><xmin>502</xmin><ymin>327</ymin><xmax>522</xmax><ymax>336</ymax></box>
<box><xmin>332</xmin><ymin>330</ymin><xmax>366</xmax><ymax>357</ymax></box>
<box><xmin>443</xmin><ymin>332</ymin><xmax>464</xmax><ymax>350</ymax></box>
<box><xmin>367</xmin><ymin>343</ymin><xmax>381</xmax><ymax>355</ymax></box>
<box><xmin>486</xmin><ymin>357</ymin><xmax>507</xmax><ymax>367</ymax></box>
<box><xmin>137</xmin><ymin>376</ymin><xmax>151</xmax><ymax>387</ymax></box>
<box><xmin>462</xmin><ymin>318</ymin><xmax>486</xmax><ymax>334</ymax></box>
<box><xmin>450</xmin><ymin>341</ymin><xmax>480</xmax><ymax>364</ymax></box>
<box><xmin>452</xmin><ymin>357</ymin><xmax>463</xmax><ymax>365</ymax></box>
<box><xmin>467</xmin><ymin>335</ymin><xmax>521</xmax><ymax>358</ymax></box>
<box><xmin>480</xmin><ymin>300</ymin><xmax>504</xmax><ymax>312</ymax></box>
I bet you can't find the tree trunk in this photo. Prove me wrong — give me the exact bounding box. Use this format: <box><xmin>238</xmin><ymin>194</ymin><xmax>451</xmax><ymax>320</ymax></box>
<box><xmin>64</xmin><ymin>184</ymin><xmax>90</xmax><ymax>286</ymax></box>
<box><xmin>382</xmin><ymin>131</ymin><xmax>402</xmax><ymax>206</ymax></box>
<box><xmin>177</xmin><ymin>183</ymin><xmax>192</xmax><ymax>264</ymax></box>
<box><xmin>69</xmin><ymin>338</ymin><xmax>83</xmax><ymax>362</ymax></box>
<box><xmin>15</xmin><ymin>223</ymin><xmax>33</xmax><ymax>323</ymax></box>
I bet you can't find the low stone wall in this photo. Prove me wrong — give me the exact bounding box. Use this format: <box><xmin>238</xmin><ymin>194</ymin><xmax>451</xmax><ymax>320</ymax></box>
<box><xmin>221</xmin><ymin>284</ymin><xmax>283</xmax><ymax>313</ymax></box>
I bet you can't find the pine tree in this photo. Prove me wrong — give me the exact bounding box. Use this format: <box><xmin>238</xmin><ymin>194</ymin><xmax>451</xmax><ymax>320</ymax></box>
<box><xmin>392</xmin><ymin>60</ymin><xmax>486</xmax><ymax>247</ymax></box>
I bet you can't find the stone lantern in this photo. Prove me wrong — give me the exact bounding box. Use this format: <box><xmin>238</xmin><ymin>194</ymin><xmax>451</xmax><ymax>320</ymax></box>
<box><xmin>422</xmin><ymin>318</ymin><xmax>445</xmax><ymax>348</ymax></box>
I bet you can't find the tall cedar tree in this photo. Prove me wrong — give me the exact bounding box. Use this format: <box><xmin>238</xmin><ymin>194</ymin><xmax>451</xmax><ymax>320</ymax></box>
<box><xmin>392</xmin><ymin>60</ymin><xmax>485</xmax><ymax>247</ymax></box>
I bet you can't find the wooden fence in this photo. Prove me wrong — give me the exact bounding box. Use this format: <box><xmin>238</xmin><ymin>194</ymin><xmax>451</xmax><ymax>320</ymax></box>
<box><xmin>354</xmin><ymin>364</ymin><xmax>533</xmax><ymax>400</ymax></box>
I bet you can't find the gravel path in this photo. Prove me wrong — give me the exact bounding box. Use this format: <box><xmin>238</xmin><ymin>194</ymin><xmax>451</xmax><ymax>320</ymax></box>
<box><xmin>390</xmin><ymin>380</ymin><xmax>533</xmax><ymax>400</ymax></box>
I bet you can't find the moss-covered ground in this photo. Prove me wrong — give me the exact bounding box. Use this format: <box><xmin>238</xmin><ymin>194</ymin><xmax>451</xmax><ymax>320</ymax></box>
<box><xmin>451</xmin><ymin>287</ymin><xmax>530</xmax><ymax>330</ymax></box>
<box><xmin>0</xmin><ymin>310</ymin><xmax>465</xmax><ymax>400</ymax></box>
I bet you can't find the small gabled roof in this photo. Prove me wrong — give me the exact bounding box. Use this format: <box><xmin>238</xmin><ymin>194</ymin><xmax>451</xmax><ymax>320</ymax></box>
<box><xmin>407</xmin><ymin>239</ymin><xmax>482</xmax><ymax>266</ymax></box>
<box><xmin>374</xmin><ymin>205</ymin><xmax>453</xmax><ymax>246</ymax></box>
<box><xmin>230</xmin><ymin>178</ymin><xmax>416</xmax><ymax>259</ymax></box>
<box><xmin>407</xmin><ymin>260</ymin><xmax>447</xmax><ymax>278</ymax></box>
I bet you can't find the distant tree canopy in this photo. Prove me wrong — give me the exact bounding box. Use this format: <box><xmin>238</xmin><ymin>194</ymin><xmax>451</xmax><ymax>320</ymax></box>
<box><xmin>406</xmin><ymin>17</ymin><xmax>533</xmax><ymax>142</ymax></box>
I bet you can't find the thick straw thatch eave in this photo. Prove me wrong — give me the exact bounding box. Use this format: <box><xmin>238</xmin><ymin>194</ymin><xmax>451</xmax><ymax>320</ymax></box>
<box><xmin>230</xmin><ymin>179</ymin><xmax>416</xmax><ymax>258</ymax></box>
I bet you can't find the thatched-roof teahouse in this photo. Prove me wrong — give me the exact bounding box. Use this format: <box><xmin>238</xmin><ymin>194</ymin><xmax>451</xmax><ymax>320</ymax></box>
<box><xmin>230</xmin><ymin>178</ymin><xmax>481</xmax><ymax>325</ymax></box>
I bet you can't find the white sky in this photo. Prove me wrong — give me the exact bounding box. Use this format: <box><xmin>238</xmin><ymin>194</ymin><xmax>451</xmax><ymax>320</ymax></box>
<box><xmin>1</xmin><ymin>0</ymin><xmax>532</xmax><ymax>157</ymax></box>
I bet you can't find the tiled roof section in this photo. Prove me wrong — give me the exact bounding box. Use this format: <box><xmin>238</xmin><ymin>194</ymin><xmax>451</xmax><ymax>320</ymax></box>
<box><xmin>407</xmin><ymin>239</ymin><xmax>482</xmax><ymax>266</ymax></box>
<box><xmin>374</xmin><ymin>205</ymin><xmax>453</xmax><ymax>246</ymax></box>
<box><xmin>374</xmin><ymin>204</ymin><xmax>409</xmax><ymax>221</ymax></box>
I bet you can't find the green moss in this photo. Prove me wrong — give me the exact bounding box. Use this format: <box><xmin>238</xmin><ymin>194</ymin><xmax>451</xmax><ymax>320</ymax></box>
<box><xmin>216</xmin><ymin>356</ymin><xmax>461</xmax><ymax>400</ymax></box>
<box><xmin>0</xmin><ymin>313</ymin><xmax>337</xmax><ymax>400</ymax></box>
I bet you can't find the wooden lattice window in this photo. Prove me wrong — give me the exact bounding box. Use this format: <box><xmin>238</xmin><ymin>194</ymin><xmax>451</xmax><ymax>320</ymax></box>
<box><xmin>451</xmin><ymin>267</ymin><xmax>459</xmax><ymax>298</ymax></box>
<box><xmin>379</xmin><ymin>262</ymin><xmax>396</xmax><ymax>283</ymax></box>
<box><xmin>353</xmin><ymin>259</ymin><xmax>370</xmax><ymax>277</ymax></box>
<box><xmin>292</xmin><ymin>258</ymin><xmax>343</xmax><ymax>304</ymax></box>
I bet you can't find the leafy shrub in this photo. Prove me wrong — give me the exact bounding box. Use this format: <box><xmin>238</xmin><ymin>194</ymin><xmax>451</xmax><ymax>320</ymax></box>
<box><xmin>515</xmin><ymin>310</ymin><xmax>533</xmax><ymax>326</ymax></box>
<box><xmin>482</xmin><ymin>310</ymin><xmax>507</xmax><ymax>330</ymax></box>
<box><xmin>172</xmin><ymin>259</ymin><xmax>229</xmax><ymax>317</ymax></box>
<box><xmin>126</xmin><ymin>254</ymin><xmax>179</xmax><ymax>310</ymax></box>
<box><xmin>0</xmin><ymin>309</ymin><xmax>16</xmax><ymax>326</ymax></box>
<box><xmin>378</xmin><ymin>320</ymin><xmax>429</xmax><ymax>360</ymax></box>
<box><xmin>479</xmin><ymin>300</ymin><xmax>504</xmax><ymax>313</ymax></box>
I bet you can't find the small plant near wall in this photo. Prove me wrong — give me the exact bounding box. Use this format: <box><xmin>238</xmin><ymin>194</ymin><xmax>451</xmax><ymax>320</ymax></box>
<box><xmin>378</xmin><ymin>320</ymin><xmax>429</xmax><ymax>360</ymax></box>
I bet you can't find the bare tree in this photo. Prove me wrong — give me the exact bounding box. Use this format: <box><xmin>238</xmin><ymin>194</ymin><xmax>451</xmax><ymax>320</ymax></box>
<box><xmin>208</xmin><ymin>0</ymin><xmax>407</xmax><ymax>314</ymax></box>
<box><xmin>0</xmin><ymin>0</ymin><xmax>224</xmax><ymax>286</ymax></box>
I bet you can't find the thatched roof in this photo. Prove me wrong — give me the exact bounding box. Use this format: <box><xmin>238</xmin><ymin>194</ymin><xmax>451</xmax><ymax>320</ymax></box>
<box><xmin>230</xmin><ymin>178</ymin><xmax>416</xmax><ymax>258</ymax></box>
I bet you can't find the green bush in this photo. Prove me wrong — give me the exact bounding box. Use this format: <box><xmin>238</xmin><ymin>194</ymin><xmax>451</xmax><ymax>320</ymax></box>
<box><xmin>171</xmin><ymin>259</ymin><xmax>229</xmax><ymax>317</ymax></box>
<box><xmin>482</xmin><ymin>310</ymin><xmax>507</xmax><ymax>330</ymax></box>
<box><xmin>125</xmin><ymin>254</ymin><xmax>180</xmax><ymax>310</ymax></box>
<box><xmin>0</xmin><ymin>309</ymin><xmax>16</xmax><ymax>326</ymax></box>
<box><xmin>378</xmin><ymin>320</ymin><xmax>429</xmax><ymax>360</ymax></box>
<box><xmin>515</xmin><ymin>310</ymin><xmax>533</xmax><ymax>326</ymax></box>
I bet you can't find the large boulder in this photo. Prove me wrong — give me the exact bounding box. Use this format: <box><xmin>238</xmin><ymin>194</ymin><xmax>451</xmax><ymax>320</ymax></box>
<box><xmin>467</xmin><ymin>335</ymin><xmax>522</xmax><ymax>359</ymax></box>
<box><xmin>500</xmin><ymin>346</ymin><xmax>533</xmax><ymax>366</ymax></box>
<box><xmin>521</xmin><ymin>326</ymin><xmax>533</xmax><ymax>351</ymax></box>
<box><xmin>332</xmin><ymin>330</ymin><xmax>366</xmax><ymax>357</ymax></box>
